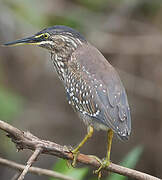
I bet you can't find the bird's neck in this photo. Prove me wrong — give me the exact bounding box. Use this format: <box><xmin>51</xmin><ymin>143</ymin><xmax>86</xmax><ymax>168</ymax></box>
<box><xmin>50</xmin><ymin>37</ymin><xmax>84</xmax><ymax>81</ymax></box>
<box><xmin>50</xmin><ymin>52</ymin><xmax>69</xmax><ymax>82</ymax></box>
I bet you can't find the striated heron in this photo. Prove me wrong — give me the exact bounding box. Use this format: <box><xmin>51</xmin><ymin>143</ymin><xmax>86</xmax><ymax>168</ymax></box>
<box><xmin>4</xmin><ymin>25</ymin><xmax>131</xmax><ymax>176</ymax></box>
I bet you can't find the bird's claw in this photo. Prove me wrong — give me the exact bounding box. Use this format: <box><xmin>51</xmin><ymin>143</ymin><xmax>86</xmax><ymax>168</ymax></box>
<box><xmin>66</xmin><ymin>146</ymin><xmax>80</xmax><ymax>167</ymax></box>
<box><xmin>88</xmin><ymin>155</ymin><xmax>110</xmax><ymax>179</ymax></box>
<box><xmin>71</xmin><ymin>149</ymin><xmax>80</xmax><ymax>167</ymax></box>
<box><xmin>64</xmin><ymin>146</ymin><xmax>80</xmax><ymax>168</ymax></box>
<box><xmin>95</xmin><ymin>159</ymin><xmax>110</xmax><ymax>176</ymax></box>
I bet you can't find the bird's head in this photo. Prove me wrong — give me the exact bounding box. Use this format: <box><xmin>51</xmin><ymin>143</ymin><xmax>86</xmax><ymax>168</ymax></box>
<box><xmin>4</xmin><ymin>25</ymin><xmax>86</xmax><ymax>53</ymax></box>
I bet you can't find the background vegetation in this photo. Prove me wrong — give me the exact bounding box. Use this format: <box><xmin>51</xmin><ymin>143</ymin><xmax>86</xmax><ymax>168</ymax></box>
<box><xmin>0</xmin><ymin>0</ymin><xmax>162</xmax><ymax>179</ymax></box>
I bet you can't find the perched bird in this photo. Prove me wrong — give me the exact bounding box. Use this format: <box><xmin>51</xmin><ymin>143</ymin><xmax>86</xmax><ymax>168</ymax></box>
<box><xmin>4</xmin><ymin>25</ymin><xmax>131</xmax><ymax>174</ymax></box>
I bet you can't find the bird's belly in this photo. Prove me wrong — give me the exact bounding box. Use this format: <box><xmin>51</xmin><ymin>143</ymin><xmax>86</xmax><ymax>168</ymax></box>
<box><xmin>78</xmin><ymin>111</ymin><xmax>109</xmax><ymax>131</ymax></box>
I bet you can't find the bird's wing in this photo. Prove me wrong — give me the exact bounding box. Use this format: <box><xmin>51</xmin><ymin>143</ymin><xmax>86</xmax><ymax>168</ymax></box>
<box><xmin>71</xmin><ymin>43</ymin><xmax>131</xmax><ymax>140</ymax></box>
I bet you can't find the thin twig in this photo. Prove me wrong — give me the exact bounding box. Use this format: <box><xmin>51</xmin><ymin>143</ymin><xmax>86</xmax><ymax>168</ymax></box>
<box><xmin>0</xmin><ymin>120</ymin><xmax>161</xmax><ymax>180</ymax></box>
<box><xmin>17</xmin><ymin>147</ymin><xmax>42</xmax><ymax>180</ymax></box>
<box><xmin>11</xmin><ymin>172</ymin><xmax>21</xmax><ymax>180</ymax></box>
<box><xmin>0</xmin><ymin>157</ymin><xmax>75</xmax><ymax>180</ymax></box>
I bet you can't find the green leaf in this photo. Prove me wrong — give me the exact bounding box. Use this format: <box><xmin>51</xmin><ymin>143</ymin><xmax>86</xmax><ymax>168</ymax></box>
<box><xmin>66</xmin><ymin>167</ymin><xmax>89</xmax><ymax>179</ymax></box>
<box><xmin>52</xmin><ymin>159</ymin><xmax>70</xmax><ymax>174</ymax></box>
<box><xmin>107</xmin><ymin>145</ymin><xmax>143</xmax><ymax>180</ymax></box>
<box><xmin>50</xmin><ymin>159</ymin><xmax>89</xmax><ymax>180</ymax></box>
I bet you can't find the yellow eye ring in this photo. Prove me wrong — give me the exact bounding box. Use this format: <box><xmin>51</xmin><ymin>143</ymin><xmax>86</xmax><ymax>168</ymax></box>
<box><xmin>44</xmin><ymin>33</ymin><xmax>49</xmax><ymax>39</ymax></box>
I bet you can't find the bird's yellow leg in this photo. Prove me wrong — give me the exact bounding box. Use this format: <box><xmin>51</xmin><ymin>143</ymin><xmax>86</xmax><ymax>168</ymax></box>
<box><xmin>95</xmin><ymin>129</ymin><xmax>114</xmax><ymax>177</ymax></box>
<box><xmin>106</xmin><ymin>129</ymin><xmax>114</xmax><ymax>164</ymax></box>
<box><xmin>71</xmin><ymin>125</ymin><xmax>94</xmax><ymax>167</ymax></box>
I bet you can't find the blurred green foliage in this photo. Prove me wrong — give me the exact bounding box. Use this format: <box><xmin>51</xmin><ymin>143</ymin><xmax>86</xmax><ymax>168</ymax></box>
<box><xmin>107</xmin><ymin>145</ymin><xmax>143</xmax><ymax>180</ymax></box>
<box><xmin>5</xmin><ymin>0</ymin><xmax>46</xmax><ymax>27</ymax></box>
<box><xmin>47</xmin><ymin>16</ymin><xmax>82</xmax><ymax>32</ymax></box>
<box><xmin>75</xmin><ymin>0</ymin><xmax>108</xmax><ymax>11</ymax></box>
<box><xmin>5</xmin><ymin>0</ymin><xmax>83</xmax><ymax>30</ymax></box>
<box><xmin>0</xmin><ymin>85</ymin><xmax>24</xmax><ymax>154</ymax></box>
<box><xmin>50</xmin><ymin>159</ymin><xmax>88</xmax><ymax>180</ymax></box>
<box><xmin>50</xmin><ymin>145</ymin><xmax>143</xmax><ymax>180</ymax></box>
<box><xmin>3</xmin><ymin>0</ymin><xmax>161</xmax><ymax>36</ymax></box>
<box><xmin>0</xmin><ymin>87</ymin><xmax>23</xmax><ymax>122</ymax></box>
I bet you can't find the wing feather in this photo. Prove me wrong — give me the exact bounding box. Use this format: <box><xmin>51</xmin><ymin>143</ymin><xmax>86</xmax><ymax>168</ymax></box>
<box><xmin>68</xmin><ymin>43</ymin><xmax>131</xmax><ymax>140</ymax></box>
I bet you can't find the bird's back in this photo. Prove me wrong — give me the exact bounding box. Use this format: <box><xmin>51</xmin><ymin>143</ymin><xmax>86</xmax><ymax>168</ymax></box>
<box><xmin>66</xmin><ymin>43</ymin><xmax>131</xmax><ymax>140</ymax></box>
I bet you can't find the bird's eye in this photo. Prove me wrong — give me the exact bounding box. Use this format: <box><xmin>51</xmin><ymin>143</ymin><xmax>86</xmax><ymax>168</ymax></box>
<box><xmin>44</xmin><ymin>33</ymin><xmax>49</xmax><ymax>39</ymax></box>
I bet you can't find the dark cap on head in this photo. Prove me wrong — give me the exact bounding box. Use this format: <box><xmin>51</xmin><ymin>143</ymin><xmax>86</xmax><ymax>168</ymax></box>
<box><xmin>37</xmin><ymin>25</ymin><xmax>86</xmax><ymax>42</ymax></box>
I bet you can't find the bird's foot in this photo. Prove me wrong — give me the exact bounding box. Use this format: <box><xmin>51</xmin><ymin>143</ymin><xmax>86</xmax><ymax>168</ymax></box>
<box><xmin>63</xmin><ymin>145</ymin><xmax>80</xmax><ymax>168</ymax></box>
<box><xmin>95</xmin><ymin>159</ymin><xmax>110</xmax><ymax>179</ymax></box>
<box><xmin>71</xmin><ymin>148</ymin><xmax>80</xmax><ymax>167</ymax></box>
<box><xmin>65</xmin><ymin>145</ymin><xmax>80</xmax><ymax>167</ymax></box>
<box><xmin>89</xmin><ymin>155</ymin><xmax>110</xmax><ymax>179</ymax></box>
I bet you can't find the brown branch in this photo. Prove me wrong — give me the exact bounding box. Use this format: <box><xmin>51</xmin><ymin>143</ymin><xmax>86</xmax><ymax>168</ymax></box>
<box><xmin>17</xmin><ymin>147</ymin><xmax>42</xmax><ymax>180</ymax></box>
<box><xmin>0</xmin><ymin>120</ymin><xmax>161</xmax><ymax>180</ymax></box>
<box><xmin>0</xmin><ymin>157</ymin><xmax>75</xmax><ymax>180</ymax></box>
